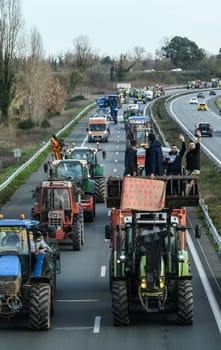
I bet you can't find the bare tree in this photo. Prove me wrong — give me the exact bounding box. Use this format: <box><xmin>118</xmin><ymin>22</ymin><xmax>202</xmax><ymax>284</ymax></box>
<box><xmin>133</xmin><ymin>46</ymin><xmax>145</xmax><ymax>61</ymax></box>
<box><xmin>73</xmin><ymin>35</ymin><xmax>92</xmax><ymax>71</ymax></box>
<box><xmin>0</xmin><ymin>0</ymin><xmax>22</xmax><ymax>124</ymax></box>
<box><xmin>15</xmin><ymin>27</ymin><xmax>66</xmax><ymax>125</ymax></box>
<box><xmin>22</xmin><ymin>27</ymin><xmax>50</xmax><ymax>126</ymax></box>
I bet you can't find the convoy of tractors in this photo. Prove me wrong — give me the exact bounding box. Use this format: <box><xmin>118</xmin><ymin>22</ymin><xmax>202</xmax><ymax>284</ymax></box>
<box><xmin>0</xmin><ymin>83</ymin><xmax>201</xmax><ymax>330</ymax></box>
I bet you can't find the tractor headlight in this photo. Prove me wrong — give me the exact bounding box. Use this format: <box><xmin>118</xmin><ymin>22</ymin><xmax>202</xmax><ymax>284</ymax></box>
<box><xmin>140</xmin><ymin>278</ymin><xmax>146</xmax><ymax>289</ymax></box>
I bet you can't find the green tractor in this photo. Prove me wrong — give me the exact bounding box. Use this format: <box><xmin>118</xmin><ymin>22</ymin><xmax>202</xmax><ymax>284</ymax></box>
<box><xmin>105</xmin><ymin>176</ymin><xmax>200</xmax><ymax>326</ymax></box>
<box><xmin>67</xmin><ymin>145</ymin><xmax>106</xmax><ymax>203</ymax></box>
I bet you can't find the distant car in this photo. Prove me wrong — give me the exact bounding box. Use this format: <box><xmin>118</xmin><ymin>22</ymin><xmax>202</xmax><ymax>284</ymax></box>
<box><xmin>197</xmin><ymin>102</ymin><xmax>208</xmax><ymax>111</ymax></box>
<box><xmin>189</xmin><ymin>97</ymin><xmax>198</xmax><ymax>104</ymax></box>
<box><xmin>195</xmin><ymin>122</ymin><xmax>213</xmax><ymax>137</ymax></box>
<box><xmin>143</xmin><ymin>69</ymin><xmax>155</xmax><ymax>73</ymax></box>
<box><xmin>209</xmin><ymin>90</ymin><xmax>216</xmax><ymax>96</ymax></box>
<box><xmin>197</xmin><ymin>92</ymin><xmax>205</xmax><ymax>99</ymax></box>
<box><xmin>171</xmin><ymin>68</ymin><xmax>182</xmax><ymax>72</ymax></box>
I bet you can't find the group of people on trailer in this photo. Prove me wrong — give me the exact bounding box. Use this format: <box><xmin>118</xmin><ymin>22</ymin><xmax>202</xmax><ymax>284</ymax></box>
<box><xmin>124</xmin><ymin>130</ymin><xmax>201</xmax><ymax>195</ymax></box>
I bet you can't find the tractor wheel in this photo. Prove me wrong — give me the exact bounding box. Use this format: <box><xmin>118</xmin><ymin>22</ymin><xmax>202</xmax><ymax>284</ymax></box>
<box><xmin>112</xmin><ymin>280</ymin><xmax>129</xmax><ymax>326</ymax></box>
<box><xmin>95</xmin><ymin>177</ymin><xmax>106</xmax><ymax>203</ymax></box>
<box><xmin>72</xmin><ymin>216</ymin><xmax>81</xmax><ymax>250</ymax></box>
<box><xmin>29</xmin><ymin>283</ymin><xmax>51</xmax><ymax>330</ymax></box>
<box><xmin>109</xmin><ymin>254</ymin><xmax>114</xmax><ymax>290</ymax></box>
<box><xmin>176</xmin><ymin>280</ymin><xmax>193</xmax><ymax>325</ymax></box>
<box><xmin>80</xmin><ymin>209</ymin><xmax>85</xmax><ymax>245</ymax></box>
<box><xmin>41</xmin><ymin>259</ymin><xmax>56</xmax><ymax>316</ymax></box>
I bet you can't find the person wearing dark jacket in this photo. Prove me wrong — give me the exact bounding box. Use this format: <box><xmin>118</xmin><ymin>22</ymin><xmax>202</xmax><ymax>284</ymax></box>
<box><xmin>164</xmin><ymin>134</ymin><xmax>186</xmax><ymax>195</ymax></box>
<box><xmin>185</xmin><ymin>131</ymin><xmax>201</xmax><ymax>195</ymax></box>
<box><xmin>124</xmin><ymin>139</ymin><xmax>138</xmax><ymax>176</ymax></box>
<box><xmin>145</xmin><ymin>133</ymin><xmax>164</xmax><ymax>178</ymax></box>
<box><xmin>164</xmin><ymin>134</ymin><xmax>186</xmax><ymax>175</ymax></box>
<box><xmin>186</xmin><ymin>131</ymin><xmax>201</xmax><ymax>175</ymax></box>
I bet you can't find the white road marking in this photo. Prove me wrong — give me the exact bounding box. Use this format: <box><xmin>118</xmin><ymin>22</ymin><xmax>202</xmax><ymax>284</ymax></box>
<box><xmin>93</xmin><ymin>316</ymin><xmax>101</xmax><ymax>333</ymax></box>
<box><xmin>187</xmin><ymin>232</ymin><xmax>221</xmax><ymax>334</ymax></box>
<box><xmin>55</xmin><ymin>326</ymin><xmax>93</xmax><ymax>331</ymax></box>
<box><xmin>100</xmin><ymin>265</ymin><xmax>106</xmax><ymax>277</ymax></box>
<box><xmin>56</xmin><ymin>299</ymin><xmax>99</xmax><ymax>302</ymax></box>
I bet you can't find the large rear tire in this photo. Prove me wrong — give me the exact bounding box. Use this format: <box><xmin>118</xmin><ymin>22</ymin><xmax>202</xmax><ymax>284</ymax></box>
<box><xmin>112</xmin><ymin>280</ymin><xmax>129</xmax><ymax>326</ymax></box>
<box><xmin>80</xmin><ymin>209</ymin><xmax>85</xmax><ymax>245</ymax></box>
<box><xmin>72</xmin><ymin>216</ymin><xmax>81</xmax><ymax>250</ymax></box>
<box><xmin>95</xmin><ymin>177</ymin><xmax>106</xmax><ymax>203</ymax></box>
<box><xmin>176</xmin><ymin>280</ymin><xmax>193</xmax><ymax>325</ymax></box>
<box><xmin>30</xmin><ymin>283</ymin><xmax>51</xmax><ymax>330</ymax></box>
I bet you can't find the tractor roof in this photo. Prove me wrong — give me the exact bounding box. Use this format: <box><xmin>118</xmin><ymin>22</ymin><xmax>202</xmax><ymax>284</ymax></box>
<box><xmin>0</xmin><ymin>219</ymin><xmax>39</xmax><ymax>228</ymax></box>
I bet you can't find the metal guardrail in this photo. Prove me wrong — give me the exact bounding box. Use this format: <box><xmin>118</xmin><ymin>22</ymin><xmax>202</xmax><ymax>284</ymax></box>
<box><xmin>149</xmin><ymin>95</ymin><xmax>221</xmax><ymax>254</ymax></box>
<box><xmin>199</xmin><ymin>199</ymin><xmax>221</xmax><ymax>254</ymax></box>
<box><xmin>0</xmin><ymin>102</ymin><xmax>96</xmax><ymax>192</ymax></box>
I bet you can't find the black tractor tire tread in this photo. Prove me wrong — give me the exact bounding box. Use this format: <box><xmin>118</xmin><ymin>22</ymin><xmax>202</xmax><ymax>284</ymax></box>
<box><xmin>29</xmin><ymin>283</ymin><xmax>51</xmax><ymax>330</ymax></box>
<box><xmin>80</xmin><ymin>209</ymin><xmax>85</xmax><ymax>245</ymax></box>
<box><xmin>95</xmin><ymin>177</ymin><xmax>106</xmax><ymax>203</ymax></box>
<box><xmin>112</xmin><ymin>280</ymin><xmax>129</xmax><ymax>326</ymax></box>
<box><xmin>72</xmin><ymin>216</ymin><xmax>81</xmax><ymax>250</ymax></box>
<box><xmin>176</xmin><ymin>280</ymin><xmax>194</xmax><ymax>325</ymax></box>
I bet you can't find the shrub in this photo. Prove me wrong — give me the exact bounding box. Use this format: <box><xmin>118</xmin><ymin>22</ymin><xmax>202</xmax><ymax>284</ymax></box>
<box><xmin>17</xmin><ymin>119</ymin><xmax>35</xmax><ymax>130</ymax></box>
<box><xmin>41</xmin><ymin>119</ymin><xmax>51</xmax><ymax>128</ymax></box>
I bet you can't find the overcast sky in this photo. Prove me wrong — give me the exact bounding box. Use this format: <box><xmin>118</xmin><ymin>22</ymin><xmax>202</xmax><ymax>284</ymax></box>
<box><xmin>21</xmin><ymin>0</ymin><xmax>220</xmax><ymax>58</ymax></box>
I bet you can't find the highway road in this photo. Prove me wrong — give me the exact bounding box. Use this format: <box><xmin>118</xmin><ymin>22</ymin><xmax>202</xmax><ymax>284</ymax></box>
<box><xmin>168</xmin><ymin>89</ymin><xmax>221</xmax><ymax>166</ymax></box>
<box><xmin>1</xmin><ymin>100</ymin><xmax>221</xmax><ymax>350</ymax></box>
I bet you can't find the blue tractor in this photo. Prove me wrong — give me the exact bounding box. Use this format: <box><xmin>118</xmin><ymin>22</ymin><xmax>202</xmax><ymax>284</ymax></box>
<box><xmin>0</xmin><ymin>216</ymin><xmax>60</xmax><ymax>330</ymax></box>
<box><xmin>107</xmin><ymin>94</ymin><xmax>120</xmax><ymax>124</ymax></box>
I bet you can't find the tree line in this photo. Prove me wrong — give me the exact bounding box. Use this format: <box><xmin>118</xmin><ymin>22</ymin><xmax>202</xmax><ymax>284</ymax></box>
<box><xmin>1</xmin><ymin>0</ymin><xmax>221</xmax><ymax>128</ymax></box>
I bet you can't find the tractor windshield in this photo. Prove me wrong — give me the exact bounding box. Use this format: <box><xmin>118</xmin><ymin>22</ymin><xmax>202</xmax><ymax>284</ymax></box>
<box><xmin>0</xmin><ymin>226</ymin><xmax>29</xmax><ymax>254</ymax></box>
<box><xmin>42</xmin><ymin>188</ymin><xmax>71</xmax><ymax>211</ymax></box>
<box><xmin>56</xmin><ymin>162</ymin><xmax>82</xmax><ymax>180</ymax></box>
<box><xmin>71</xmin><ymin>149</ymin><xmax>94</xmax><ymax>163</ymax></box>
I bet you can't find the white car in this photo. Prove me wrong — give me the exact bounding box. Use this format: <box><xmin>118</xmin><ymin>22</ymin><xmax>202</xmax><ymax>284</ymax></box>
<box><xmin>189</xmin><ymin>97</ymin><xmax>198</xmax><ymax>104</ymax></box>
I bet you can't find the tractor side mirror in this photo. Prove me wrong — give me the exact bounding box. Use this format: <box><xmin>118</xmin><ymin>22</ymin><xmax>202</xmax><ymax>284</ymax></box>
<box><xmin>102</xmin><ymin>150</ymin><xmax>106</xmax><ymax>159</ymax></box>
<box><xmin>43</xmin><ymin>163</ymin><xmax>48</xmax><ymax>173</ymax></box>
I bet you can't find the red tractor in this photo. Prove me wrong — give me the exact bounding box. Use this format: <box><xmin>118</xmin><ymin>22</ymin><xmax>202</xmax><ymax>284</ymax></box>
<box><xmin>32</xmin><ymin>179</ymin><xmax>84</xmax><ymax>251</ymax></box>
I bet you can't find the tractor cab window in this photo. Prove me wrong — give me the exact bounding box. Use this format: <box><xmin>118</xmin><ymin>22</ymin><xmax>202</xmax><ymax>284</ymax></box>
<box><xmin>0</xmin><ymin>227</ymin><xmax>29</xmax><ymax>254</ymax></box>
<box><xmin>53</xmin><ymin>188</ymin><xmax>70</xmax><ymax>210</ymax></box>
<box><xmin>71</xmin><ymin>150</ymin><xmax>94</xmax><ymax>163</ymax></box>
